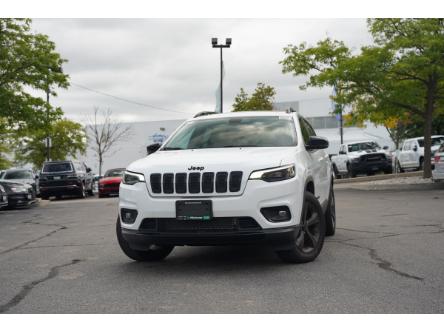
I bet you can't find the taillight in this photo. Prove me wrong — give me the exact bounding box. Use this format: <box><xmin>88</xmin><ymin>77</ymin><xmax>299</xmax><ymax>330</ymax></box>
<box><xmin>435</xmin><ymin>155</ymin><xmax>441</xmax><ymax>163</ymax></box>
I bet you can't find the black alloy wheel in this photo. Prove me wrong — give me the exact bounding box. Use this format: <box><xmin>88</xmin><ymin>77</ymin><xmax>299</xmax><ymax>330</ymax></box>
<box><xmin>277</xmin><ymin>191</ymin><xmax>325</xmax><ymax>263</ymax></box>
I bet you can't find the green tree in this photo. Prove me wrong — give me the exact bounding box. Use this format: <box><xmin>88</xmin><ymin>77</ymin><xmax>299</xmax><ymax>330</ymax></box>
<box><xmin>232</xmin><ymin>83</ymin><xmax>276</xmax><ymax>111</ymax></box>
<box><xmin>14</xmin><ymin>119</ymin><xmax>87</xmax><ymax>169</ymax></box>
<box><xmin>281</xmin><ymin>19</ymin><xmax>444</xmax><ymax>178</ymax></box>
<box><xmin>0</xmin><ymin>119</ymin><xmax>12</xmax><ymax>169</ymax></box>
<box><xmin>0</xmin><ymin>18</ymin><xmax>69</xmax><ymax>129</ymax></box>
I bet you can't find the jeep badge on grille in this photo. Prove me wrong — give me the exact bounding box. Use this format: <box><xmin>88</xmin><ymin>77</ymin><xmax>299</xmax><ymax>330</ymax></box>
<box><xmin>188</xmin><ymin>166</ymin><xmax>205</xmax><ymax>171</ymax></box>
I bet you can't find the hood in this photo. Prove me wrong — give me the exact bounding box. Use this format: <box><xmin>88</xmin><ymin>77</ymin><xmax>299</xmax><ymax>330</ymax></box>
<box><xmin>127</xmin><ymin>147</ymin><xmax>297</xmax><ymax>197</ymax></box>
<box><xmin>1</xmin><ymin>178</ymin><xmax>34</xmax><ymax>185</ymax></box>
<box><xmin>0</xmin><ymin>180</ymin><xmax>31</xmax><ymax>192</ymax></box>
<box><xmin>100</xmin><ymin>176</ymin><xmax>122</xmax><ymax>184</ymax></box>
<box><xmin>348</xmin><ymin>149</ymin><xmax>388</xmax><ymax>158</ymax></box>
<box><xmin>128</xmin><ymin>147</ymin><xmax>296</xmax><ymax>174</ymax></box>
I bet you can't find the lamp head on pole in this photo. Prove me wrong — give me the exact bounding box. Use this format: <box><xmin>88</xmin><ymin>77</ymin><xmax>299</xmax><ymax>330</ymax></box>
<box><xmin>211</xmin><ymin>38</ymin><xmax>218</xmax><ymax>47</ymax></box>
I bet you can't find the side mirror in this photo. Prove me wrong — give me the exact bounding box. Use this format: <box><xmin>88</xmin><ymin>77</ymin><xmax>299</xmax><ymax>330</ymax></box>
<box><xmin>383</xmin><ymin>146</ymin><xmax>389</xmax><ymax>150</ymax></box>
<box><xmin>35</xmin><ymin>175</ymin><xmax>39</xmax><ymax>179</ymax></box>
<box><xmin>147</xmin><ymin>143</ymin><xmax>161</xmax><ymax>155</ymax></box>
<box><xmin>306</xmin><ymin>136</ymin><xmax>329</xmax><ymax>151</ymax></box>
<box><xmin>86</xmin><ymin>167</ymin><xmax>92</xmax><ymax>173</ymax></box>
<box><xmin>339</xmin><ymin>150</ymin><xmax>346</xmax><ymax>155</ymax></box>
<box><xmin>413</xmin><ymin>146</ymin><xmax>418</xmax><ymax>152</ymax></box>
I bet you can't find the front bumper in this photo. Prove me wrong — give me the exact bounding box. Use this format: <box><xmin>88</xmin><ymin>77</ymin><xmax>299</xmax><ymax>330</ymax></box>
<box><xmin>7</xmin><ymin>193</ymin><xmax>36</xmax><ymax>208</ymax></box>
<box><xmin>349</xmin><ymin>160</ymin><xmax>392</xmax><ymax>173</ymax></box>
<box><xmin>122</xmin><ymin>225</ymin><xmax>300</xmax><ymax>250</ymax></box>
<box><xmin>99</xmin><ymin>186</ymin><xmax>120</xmax><ymax>195</ymax></box>
<box><xmin>119</xmin><ymin>175</ymin><xmax>305</xmax><ymax>231</ymax></box>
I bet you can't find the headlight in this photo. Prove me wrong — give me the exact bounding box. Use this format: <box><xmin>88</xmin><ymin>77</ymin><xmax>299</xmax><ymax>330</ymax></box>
<box><xmin>249</xmin><ymin>164</ymin><xmax>296</xmax><ymax>182</ymax></box>
<box><xmin>0</xmin><ymin>185</ymin><xmax>5</xmax><ymax>192</ymax></box>
<box><xmin>122</xmin><ymin>171</ymin><xmax>145</xmax><ymax>185</ymax></box>
<box><xmin>351</xmin><ymin>157</ymin><xmax>360</xmax><ymax>163</ymax></box>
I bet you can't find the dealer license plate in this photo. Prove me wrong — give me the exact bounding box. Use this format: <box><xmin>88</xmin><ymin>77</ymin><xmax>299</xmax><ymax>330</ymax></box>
<box><xmin>176</xmin><ymin>200</ymin><xmax>213</xmax><ymax>221</ymax></box>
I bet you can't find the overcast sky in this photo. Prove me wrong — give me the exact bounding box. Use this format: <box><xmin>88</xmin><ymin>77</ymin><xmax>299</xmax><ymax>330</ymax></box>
<box><xmin>32</xmin><ymin>19</ymin><xmax>372</xmax><ymax>123</ymax></box>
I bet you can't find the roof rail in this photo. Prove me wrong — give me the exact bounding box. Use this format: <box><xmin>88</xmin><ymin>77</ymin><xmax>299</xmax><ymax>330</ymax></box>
<box><xmin>286</xmin><ymin>107</ymin><xmax>297</xmax><ymax>114</ymax></box>
<box><xmin>194</xmin><ymin>111</ymin><xmax>217</xmax><ymax>118</ymax></box>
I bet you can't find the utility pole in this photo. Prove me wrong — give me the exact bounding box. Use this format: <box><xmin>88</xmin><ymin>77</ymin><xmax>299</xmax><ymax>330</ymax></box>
<box><xmin>212</xmin><ymin>38</ymin><xmax>231</xmax><ymax>113</ymax></box>
<box><xmin>46</xmin><ymin>85</ymin><xmax>51</xmax><ymax>161</ymax></box>
<box><xmin>339</xmin><ymin>105</ymin><xmax>344</xmax><ymax>144</ymax></box>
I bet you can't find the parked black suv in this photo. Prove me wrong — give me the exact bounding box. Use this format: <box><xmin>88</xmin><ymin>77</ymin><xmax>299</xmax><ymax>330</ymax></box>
<box><xmin>39</xmin><ymin>160</ymin><xmax>94</xmax><ymax>199</ymax></box>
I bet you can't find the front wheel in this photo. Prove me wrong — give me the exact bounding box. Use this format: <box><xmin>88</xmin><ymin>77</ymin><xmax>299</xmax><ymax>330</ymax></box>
<box><xmin>276</xmin><ymin>191</ymin><xmax>326</xmax><ymax>263</ymax></box>
<box><xmin>325</xmin><ymin>185</ymin><xmax>336</xmax><ymax>236</ymax></box>
<box><xmin>116</xmin><ymin>217</ymin><xmax>174</xmax><ymax>262</ymax></box>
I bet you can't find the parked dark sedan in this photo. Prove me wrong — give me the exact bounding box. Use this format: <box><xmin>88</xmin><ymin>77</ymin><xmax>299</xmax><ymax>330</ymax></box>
<box><xmin>0</xmin><ymin>184</ymin><xmax>8</xmax><ymax>209</ymax></box>
<box><xmin>0</xmin><ymin>180</ymin><xmax>37</xmax><ymax>209</ymax></box>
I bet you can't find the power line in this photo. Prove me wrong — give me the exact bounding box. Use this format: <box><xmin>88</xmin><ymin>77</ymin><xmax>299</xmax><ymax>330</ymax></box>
<box><xmin>71</xmin><ymin>82</ymin><xmax>189</xmax><ymax>115</ymax></box>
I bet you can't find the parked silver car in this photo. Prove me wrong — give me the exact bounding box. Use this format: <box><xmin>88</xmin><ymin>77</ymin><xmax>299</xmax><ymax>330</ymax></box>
<box><xmin>0</xmin><ymin>168</ymin><xmax>39</xmax><ymax>195</ymax></box>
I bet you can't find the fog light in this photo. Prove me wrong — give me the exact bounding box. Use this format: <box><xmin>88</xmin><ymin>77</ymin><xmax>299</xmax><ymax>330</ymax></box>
<box><xmin>121</xmin><ymin>208</ymin><xmax>138</xmax><ymax>224</ymax></box>
<box><xmin>260</xmin><ymin>206</ymin><xmax>291</xmax><ymax>222</ymax></box>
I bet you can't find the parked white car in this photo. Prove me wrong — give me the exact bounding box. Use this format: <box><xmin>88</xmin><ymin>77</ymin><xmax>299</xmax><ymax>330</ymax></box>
<box><xmin>331</xmin><ymin>141</ymin><xmax>392</xmax><ymax>178</ymax></box>
<box><xmin>396</xmin><ymin>135</ymin><xmax>444</xmax><ymax>172</ymax></box>
<box><xmin>117</xmin><ymin>111</ymin><xmax>336</xmax><ymax>263</ymax></box>
<box><xmin>432</xmin><ymin>143</ymin><xmax>444</xmax><ymax>182</ymax></box>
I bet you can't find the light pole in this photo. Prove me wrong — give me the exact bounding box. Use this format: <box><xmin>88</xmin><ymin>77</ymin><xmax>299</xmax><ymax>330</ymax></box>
<box><xmin>212</xmin><ymin>37</ymin><xmax>231</xmax><ymax>113</ymax></box>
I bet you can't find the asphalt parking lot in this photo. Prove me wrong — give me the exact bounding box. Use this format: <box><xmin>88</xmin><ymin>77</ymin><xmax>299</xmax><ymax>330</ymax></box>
<box><xmin>0</xmin><ymin>187</ymin><xmax>443</xmax><ymax>313</ymax></box>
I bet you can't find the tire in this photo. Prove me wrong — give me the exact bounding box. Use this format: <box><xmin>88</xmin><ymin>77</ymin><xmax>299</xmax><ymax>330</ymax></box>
<box><xmin>347</xmin><ymin>164</ymin><xmax>356</xmax><ymax>178</ymax></box>
<box><xmin>325</xmin><ymin>184</ymin><xmax>336</xmax><ymax>237</ymax></box>
<box><xmin>332</xmin><ymin>164</ymin><xmax>341</xmax><ymax>179</ymax></box>
<box><xmin>41</xmin><ymin>195</ymin><xmax>49</xmax><ymax>200</ymax></box>
<box><xmin>98</xmin><ymin>193</ymin><xmax>107</xmax><ymax>198</ymax></box>
<box><xmin>79</xmin><ymin>184</ymin><xmax>87</xmax><ymax>199</ymax></box>
<box><xmin>116</xmin><ymin>217</ymin><xmax>174</xmax><ymax>262</ymax></box>
<box><xmin>276</xmin><ymin>191</ymin><xmax>326</xmax><ymax>263</ymax></box>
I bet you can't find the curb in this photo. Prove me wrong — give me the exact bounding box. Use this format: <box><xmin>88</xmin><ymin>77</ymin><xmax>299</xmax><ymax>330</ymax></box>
<box><xmin>335</xmin><ymin>181</ymin><xmax>444</xmax><ymax>192</ymax></box>
<box><xmin>334</xmin><ymin>171</ymin><xmax>423</xmax><ymax>184</ymax></box>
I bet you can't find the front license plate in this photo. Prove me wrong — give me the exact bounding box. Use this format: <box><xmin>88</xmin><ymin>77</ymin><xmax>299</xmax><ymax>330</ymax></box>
<box><xmin>176</xmin><ymin>200</ymin><xmax>213</xmax><ymax>221</ymax></box>
<box><xmin>372</xmin><ymin>167</ymin><xmax>379</xmax><ymax>171</ymax></box>
<box><xmin>27</xmin><ymin>194</ymin><xmax>32</xmax><ymax>200</ymax></box>
<box><xmin>53</xmin><ymin>176</ymin><xmax>61</xmax><ymax>180</ymax></box>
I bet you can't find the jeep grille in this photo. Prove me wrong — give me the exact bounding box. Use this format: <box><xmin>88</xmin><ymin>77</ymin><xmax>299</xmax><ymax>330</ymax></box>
<box><xmin>149</xmin><ymin>171</ymin><xmax>243</xmax><ymax>195</ymax></box>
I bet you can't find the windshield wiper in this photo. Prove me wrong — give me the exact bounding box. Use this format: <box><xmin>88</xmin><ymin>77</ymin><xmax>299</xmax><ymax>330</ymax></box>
<box><xmin>223</xmin><ymin>145</ymin><xmax>258</xmax><ymax>148</ymax></box>
<box><xmin>162</xmin><ymin>147</ymin><xmax>184</xmax><ymax>151</ymax></box>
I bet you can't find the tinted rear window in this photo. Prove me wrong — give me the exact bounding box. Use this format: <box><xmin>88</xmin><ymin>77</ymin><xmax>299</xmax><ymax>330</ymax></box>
<box><xmin>43</xmin><ymin>163</ymin><xmax>73</xmax><ymax>173</ymax></box>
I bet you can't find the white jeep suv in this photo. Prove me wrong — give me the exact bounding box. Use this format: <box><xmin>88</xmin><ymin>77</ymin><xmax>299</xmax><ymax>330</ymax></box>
<box><xmin>117</xmin><ymin>111</ymin><xmax>336</xmax><ymax>263</ymax></box>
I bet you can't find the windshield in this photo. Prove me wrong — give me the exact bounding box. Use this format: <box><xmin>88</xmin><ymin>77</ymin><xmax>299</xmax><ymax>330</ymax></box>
<box><xmin>348</xmin><ymin>142</ymin><xmax>380</xmax><ymax>152</ymax></box>
<box><xmin>418</xmin><ymin>137</ymin><xmax>444</xmax><ymax>147</ymax></box>
<box><xmin>43</xmin><ymin>162</ymin><xmax>73</xmax><ymax>173</ymax></box>
<box><xmin>105</xmin><ymin>169</ymin><xmax>125</xmax><ymax>177</ymax></box>
<box><xmin>3</xmin><ymin>170</ymin><xmax>33</xmax><ymax>180</ymax></box>
<box><xmin>163</xmin><ymin>116</ymin><xmax>297</xmax><ymax>150</ymax></box>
